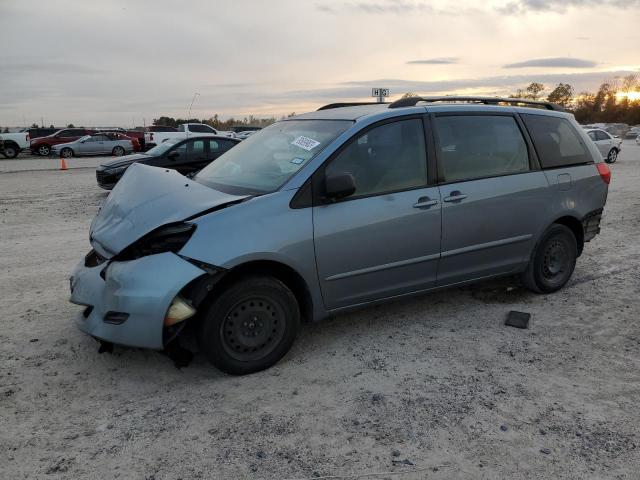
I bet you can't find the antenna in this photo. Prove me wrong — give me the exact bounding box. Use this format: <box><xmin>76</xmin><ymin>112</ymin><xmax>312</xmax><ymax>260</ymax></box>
<box><xmin>188</xmin><ymin>93</ymin><xmax>200</xmax><ymax>121</ymax></box>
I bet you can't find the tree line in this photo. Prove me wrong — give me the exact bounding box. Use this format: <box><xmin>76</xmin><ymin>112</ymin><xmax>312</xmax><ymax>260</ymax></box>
<box><xmin>509</xmin><ymin>74</ymin><xmax>640</xmax><ymax>125</ymax></box>
<box><xmin>151</xmin><ymin>113</ymin><xmax>297</xmax><ymax>130</ymax></box>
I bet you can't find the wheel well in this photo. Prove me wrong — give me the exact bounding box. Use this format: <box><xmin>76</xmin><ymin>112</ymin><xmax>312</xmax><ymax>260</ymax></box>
<box><xmin>3</xmin><ymin>141</ymin><xmax>18</xmax><ymax>147</ymax></box>
<box><xmin>554</xmin><ymin>216</ymin><xmax>584</xmax><ymax>256</ymax></box>
<box><xmin>205</xmin><ymin>260</ymin><xmax>313</xmax><ymax>322</ymax></box>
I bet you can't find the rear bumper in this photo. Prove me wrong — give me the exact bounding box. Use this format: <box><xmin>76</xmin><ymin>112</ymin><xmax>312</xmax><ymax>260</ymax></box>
<box><xmin>69</xmin><ymin>252</ymin><xmax>205</xmax><ymax>349</ymax></box>
<box><xmin>583</xmin><ymin>208</ymin><xmax>603</xmax><ymax>242</ymax></box>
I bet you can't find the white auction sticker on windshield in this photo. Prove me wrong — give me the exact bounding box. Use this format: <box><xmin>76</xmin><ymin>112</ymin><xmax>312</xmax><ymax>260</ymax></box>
<box><xmin>291</xmin><ymin>136</ymin><xmax>321</xmax><ymax>151</ymax></box>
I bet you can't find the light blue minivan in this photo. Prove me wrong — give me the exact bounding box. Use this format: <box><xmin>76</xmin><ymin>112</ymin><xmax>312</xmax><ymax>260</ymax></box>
<box><xmin>70</xmin><ymin>97</ymin><xmax>610</xmax><ymax>374</ymax></box>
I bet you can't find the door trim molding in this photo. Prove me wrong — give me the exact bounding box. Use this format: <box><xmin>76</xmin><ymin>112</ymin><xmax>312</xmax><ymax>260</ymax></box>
<box><xmin>325</xmin><ymin>252</ymin><xmax>440</xmax><ymax>281</ymax></box>
<box><xmin>440</xmin><ymin>234</ymin><xmax>533</xmax><ymax>259</ymax></box>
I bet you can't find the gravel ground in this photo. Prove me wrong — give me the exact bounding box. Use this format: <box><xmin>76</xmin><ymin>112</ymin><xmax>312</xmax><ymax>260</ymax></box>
<box><xmin>1</xmin><ymin>142</ymin><xmax>639</xmax><ymax>479</ymax></box>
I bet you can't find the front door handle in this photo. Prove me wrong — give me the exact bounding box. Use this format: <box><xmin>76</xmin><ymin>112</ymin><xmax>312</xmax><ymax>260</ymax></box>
<box><xmin>443</xmin><ymin>191</ymin><xmax>467</xmax><ymax>202</ymax></box>
<box><xmin>413</xmin><ymin>197</ymin><xmax>438</xmax><ymax>209</ymax></box>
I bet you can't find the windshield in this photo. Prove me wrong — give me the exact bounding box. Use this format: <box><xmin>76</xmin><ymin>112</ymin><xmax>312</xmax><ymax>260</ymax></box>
<box><xmin>145</xmin><ymin>139</ymin><xmax>180</xmax><ymax>156</ymax></box>
<box><xmin>195</xmin><ymin>119</ymin><xmax>352</xmax><ymax>194</ymax></box>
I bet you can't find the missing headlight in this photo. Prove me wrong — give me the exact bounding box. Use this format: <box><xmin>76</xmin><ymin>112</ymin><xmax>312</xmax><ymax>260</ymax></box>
<box><xmin>115</xmin><ymin>222</ymin><xmax>196</xmax><ymax>261</ymax></box>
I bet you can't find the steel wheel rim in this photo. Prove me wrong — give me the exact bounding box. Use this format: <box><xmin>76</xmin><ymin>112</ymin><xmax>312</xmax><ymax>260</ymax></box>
<box><xmin>609</xmin><ymin>150</ymin><xmax>617</xmax><ymax>162</ymax></box>
<box><xmin>4</xmin><ymin>147</ymin><xmax>16</xmax><ymax>157</ymax></box>
<box><xmin>39</xmin><ymin>146</ymin><xmax>49</xmax><ymax>155</ymax></box>
<box><xmin>542</xmin><ymin>239</ymin><xmax>569</xmax><ymax>280</ymax></box>
<box><xmin>61</xmin><ymin>149</ymin><xmax>72</xmax><ymax>158</ymax></box>
<box><xmin>114</xmin><ymin>147</ymin><xmax>124</xmax><ymax>156</ymax></box>
<box><xmin>220</xmin><ymin>295</ymin><xmax>287</xmax><ymax>362</ymax></box>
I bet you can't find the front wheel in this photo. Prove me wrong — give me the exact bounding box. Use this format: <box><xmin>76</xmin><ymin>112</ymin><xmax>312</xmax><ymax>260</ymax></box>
<box><xmin>37</xmin><ymin>145</ymin><xmax>51</xmax><ymax>156</ymax></box>
<box><xmin>522</xmin><ymin>224</ymin><xmax>577</xmax><ymax>294</ymax></box>
<box><xmin>112</xmin><ymin>146</ymin><xmax>125</xmax><ymax>157</ymax></box>
<box><xmin>606</xmin><ymin>148</ymin><xmax>618</xmax><ymax>163</ymax></box>
<box><xmin>198</xmin><ymin>276</ymin><xmax>300</xmax><ymax>375</ymax></box>
<box><xmin>60</xmin><ymin>147</ymin><xmax>74</xmax><ymax>158</ymax></box>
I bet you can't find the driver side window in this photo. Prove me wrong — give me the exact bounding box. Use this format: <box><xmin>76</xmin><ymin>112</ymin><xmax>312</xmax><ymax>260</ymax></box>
<box><xmin>325</xmin><ymin>118</ymin><xmax>428</xmax><ymax>198</ymax></box>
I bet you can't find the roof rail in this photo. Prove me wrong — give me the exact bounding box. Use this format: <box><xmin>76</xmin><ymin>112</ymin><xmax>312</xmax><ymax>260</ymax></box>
<box><xmin>317</xmin><ymin>102</ymin><xmax>388</xmax><ymax>111</ymax></box>
<box><xmin>387</xmin><ymin>96</ymin><xmax>566</xmax><ymax>112</ymax></box>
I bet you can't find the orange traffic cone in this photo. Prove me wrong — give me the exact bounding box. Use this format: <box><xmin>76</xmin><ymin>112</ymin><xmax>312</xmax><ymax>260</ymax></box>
<box><xmin>60</xmin><ymin>157</ymin><xmax>68</xmax><ymax>171</ymax></box>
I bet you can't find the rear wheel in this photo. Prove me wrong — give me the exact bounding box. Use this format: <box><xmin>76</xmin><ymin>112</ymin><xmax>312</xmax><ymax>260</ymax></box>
<box><xmin>37</xmin><ymin>144</ymin><xmax>51</xmax><ymax>156</ymax></box>
<box><xmin>60</xmin><ymin>147</ymin><xmax>74</xmax><ymax>158</ymax></box>
<box><xmin>2</xmin><ymin>143</ymin><xmax>19</xmax><ymax>158</ymax></box>
<box><xmin>606</xmin><ymin>148</ymin><xmax>618</xmax><ymax>163</ymax></box>
<box><xmin>522</xmin><ymin>224</ymin><xmax>577</xmax><ymax>293</ymax></box>
<box><xmin>198</xmin><ymin>276</ymin><xmax>300</xmax><ymax>375</ymax></box>
<box><xmin>112</xmin><ymin>146</ymin><xmax>125</xmax><ymax>157</ymax></box>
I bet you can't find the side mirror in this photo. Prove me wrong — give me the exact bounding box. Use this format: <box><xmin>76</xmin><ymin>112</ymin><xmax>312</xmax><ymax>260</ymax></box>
<box><xmin>168</xmin><ymin>151</ymin><xmax>180</xmax><ymax>159</ymax></box>
<box><xmin>325</xmin><ymin>173</ymin><xmax>356</xmax><ymax>201</ymax></box>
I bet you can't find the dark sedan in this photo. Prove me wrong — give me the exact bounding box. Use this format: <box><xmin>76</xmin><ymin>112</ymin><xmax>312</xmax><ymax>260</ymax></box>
<box><xmin>95</xmin><ymin>136</ymin><xmax>239</xmax><ymax>190</ymax></box>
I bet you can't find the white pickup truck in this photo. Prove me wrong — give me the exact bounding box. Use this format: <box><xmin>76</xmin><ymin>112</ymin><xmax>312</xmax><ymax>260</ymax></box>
<box><xmin>0</xmin><ymin>130</ymin><xmax>31</xmax><ymax>158</ymax></box>
<box><xmin>144</xmin><ymin>123</ymin><xmax>235</xmax><ymax>149</ymax></box>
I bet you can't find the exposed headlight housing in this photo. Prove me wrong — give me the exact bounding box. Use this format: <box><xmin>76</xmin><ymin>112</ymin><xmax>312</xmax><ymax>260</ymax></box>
<box><xmin>114</xmin><ymin>222</ymin><xmax>196</xmax><ymax>261</ymax></box>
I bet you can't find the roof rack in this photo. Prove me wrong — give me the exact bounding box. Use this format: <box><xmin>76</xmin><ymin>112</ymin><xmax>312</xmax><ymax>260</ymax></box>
<box><xmin>317</xmin><ymin>102</ymin><xmax>388</xmax><ymax>111</ymax></box>
<box><xmin>387</xmin><ymin>96</ymin><xmax>565</xmax><ymax>112</ymax></box>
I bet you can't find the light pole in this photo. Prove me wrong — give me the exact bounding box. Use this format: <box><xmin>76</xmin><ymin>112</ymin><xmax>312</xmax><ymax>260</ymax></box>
<box><xmin>188</xmin><ymin>92</ymin><xmax>200</xmax><ymax>121</ymax></box>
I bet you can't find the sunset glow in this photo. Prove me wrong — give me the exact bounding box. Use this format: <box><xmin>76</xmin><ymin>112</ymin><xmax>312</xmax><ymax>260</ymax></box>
<box><xmin>616</xmin><ymin>91</ymin><xmax>640</xmax><ymax>102</ymax></box>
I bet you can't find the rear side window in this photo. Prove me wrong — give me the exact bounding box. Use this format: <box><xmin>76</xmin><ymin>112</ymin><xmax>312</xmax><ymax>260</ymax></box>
<box><xmin>189</xmin><ymin>124</ymin><xmax>215</xmax><ymax>133</ymax></box>
<box><xmin>325</xmin><ymin>118</ymin><xmax>428</xmax><ymax>197</ymax></box>
<box><xmin>521</xmin><ymin>114</ymin><xmax>592</xmax><ymax>168</ymax></box>
<box><xmin>595</xmin><ymin>130</ymin><xmax>610</xmax><ymax>141</ymax></box>
<box><xmin>434</xmin><ymin>115</ymin><xmax>529</xmax><ymax>182</ymax></box>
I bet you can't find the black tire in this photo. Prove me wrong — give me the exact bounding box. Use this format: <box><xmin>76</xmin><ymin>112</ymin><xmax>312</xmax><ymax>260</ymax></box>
<box><xmin>2</xmin><ymin>143</ymin><xmax>19</xmax><ymax>158</ymax></box>
<box><xmin>522</xmin><ymin>224</ymin><xmax>577</xmax><ymax>294</ymax></box>
<box><xmin>37</xmin><ymin>144</ymin><xmax>51</xmax><ymax>156</ymax></box>
<box><xmin>60</xmin><ymin>147</ymin><xmax>74</xmax><ymax>158</ymax></box>
<box><xmin>112</xmin><ymin>146</ymin><xmax>125</xmax><ymax>157</ymax></box>
<box><xmin>198</xmin><ymin>275</ymin><xmax>300</xmax><ymax>375</ymax></box>
<box><xmin>606</xmin><ymin>148</ymin><xmax>618</xmax><ymax>164</ymax></box>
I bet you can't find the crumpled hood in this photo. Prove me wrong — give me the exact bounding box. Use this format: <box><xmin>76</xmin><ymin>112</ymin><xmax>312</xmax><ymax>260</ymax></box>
<box><xmin>90</xmin><ymin>163</ymin><xmax>248</xmax><ymax>257</ymax></box>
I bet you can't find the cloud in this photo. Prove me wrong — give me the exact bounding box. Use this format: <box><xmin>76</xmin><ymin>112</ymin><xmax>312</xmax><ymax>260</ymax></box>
<box><xmin>497</xmin><ymin>0</ymin><xmax>640</xmax><ymax>15</ymax></box>
<box><xmin>503</xmin><ymin>57</ymin><xmax>597</xmax><ymax>69</ymax></box>
<box><xmin>316</xmin><ymin>1</ymin><xmax>434</xmax><ymax>14</ymax></box>
<box><xmin>407</xmin><ymin>57</ymin><xmax>459</xmax><ymax>65</ymax></box>
<box><xmin>273</xmin><ymin>70</ymin><xmax>638</xmax><ymax>103</ymax></box>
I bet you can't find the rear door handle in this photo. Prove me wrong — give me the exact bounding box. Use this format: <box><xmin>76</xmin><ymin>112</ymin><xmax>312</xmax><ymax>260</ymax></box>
<box><xmin>443</xmin><ymin>192</ymin><xmax>467</xmax><ymax>202</ymax></box>
<box><xmin>413</xmin><ymin>197</ymin><xmax>438</xmax><ymax>209</ymax></box>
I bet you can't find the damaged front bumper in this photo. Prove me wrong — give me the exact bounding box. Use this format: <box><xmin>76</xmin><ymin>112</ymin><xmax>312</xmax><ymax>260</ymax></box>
<box><xmin>69</xmin><ymin>251</ymin><xmax>206</xmax><ymax>349</ymax></box>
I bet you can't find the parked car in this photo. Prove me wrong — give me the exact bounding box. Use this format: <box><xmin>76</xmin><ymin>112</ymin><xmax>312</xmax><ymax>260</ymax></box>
<box><xmin>30</xmin><ymin>128</ymin><xmax>94</xmax><ymax>156</ymax></box>
<box><xmin>0</xmin><ymin>130</ymin><xmax>31</xmax><ymax>158</ymax></box>
<box><xmin>106</xmin><ymin>132</ymin><xmax>141</xmax><ymax>152</ymax></box>
<box><xmin>50</xmin><ymin>133</ymin><xmax>134</xmax><ymax>158</ymax></box>
<box><xmin>26</xmin><ymin>127</ymin><xmax>59</xmax><ymax>139</ymax></box>
<box><xmin>624</xmin><ymin>126</ymin><xmax>640</xmax><ymax>139</ymax></box>
<box><xmin>144</xmin><ymin>123</ymin><xmax>233</xmax><ymax>150</ymax></box>
<box><xmin>586</xmin><ymin>128</ymin><xmax>622</xmax><ymax>163</ymax></box>
<box><xmin>95</xmin><ymin>135</ymin><xmax>239</xmax><ymax>189</ymax></box>
<box><xmin>235</xmin><ymin>130</ymin><xmax>258</xmax><ymax>140</ymax></box>
<box><xmin>70</xmin><ymin>97</ymin><xmax>609</xmax><ymax>375</ymax></box>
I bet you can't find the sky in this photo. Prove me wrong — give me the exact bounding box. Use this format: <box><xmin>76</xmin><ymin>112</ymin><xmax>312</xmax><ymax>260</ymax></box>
<box><xmin>0</xmin><ymin>0</ymin><xmax>639</xmax><ymax>127</ymax></box>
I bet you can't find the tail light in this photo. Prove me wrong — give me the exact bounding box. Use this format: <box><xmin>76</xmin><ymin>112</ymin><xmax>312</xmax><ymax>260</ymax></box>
<box><xmin>150</xmin><ymin>133</ymin><xmax>154</xmax><ymax>141</ymax></box>
<box><xmin>26</xmin><ymin>134</ymin><xmax>30</xmax><ymax>141</ymax></box>
<box><xmin>596</xmin><ymin>163</ymin><xmax>611</xmax><ymax>184</ymax></box>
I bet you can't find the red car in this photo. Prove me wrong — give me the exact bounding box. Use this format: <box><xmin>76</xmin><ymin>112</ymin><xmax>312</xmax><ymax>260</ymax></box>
<box><xmin>30</xmin><ymin>128</ymin><xmax>95</xmax><ymax>156</ymax></box>
<box><xmin>105</xmin><ymin>132</ymin><xmax>141</xmax><ymax>152</ymax></box>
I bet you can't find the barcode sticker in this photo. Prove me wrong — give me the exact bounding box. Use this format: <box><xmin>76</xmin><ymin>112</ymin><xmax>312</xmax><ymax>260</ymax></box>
<box><xmin>291</xmin><ymin>136</ymin><xmax>321</xmax><ymax>151</ymax></box>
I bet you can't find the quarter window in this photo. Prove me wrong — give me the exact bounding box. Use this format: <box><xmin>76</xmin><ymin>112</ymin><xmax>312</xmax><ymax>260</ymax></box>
<box><xmin>434</xmin><ymin>115</ymin><xmax>529</xmax><ymax>182</ymax></box>
<box><xmin>189</xmin><ymin>124</ymin><xmax>215</xmax><ymax>133</ymax></box>
<box><xmin>325</xmin><ymin>118</ymin><xmax>428</xmax><ymax>197</ymax></box>
<box><xmin>521</xmin><ymin>114</ymin><xmax>592</xmax><ymax>168</ymax></box>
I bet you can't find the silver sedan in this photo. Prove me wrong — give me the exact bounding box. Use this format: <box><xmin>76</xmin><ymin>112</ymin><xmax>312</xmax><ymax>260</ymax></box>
<box><xmin>52</xmin><ymin>134</ymin><xmax>134</xmax><ymax>158</ymax></box>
